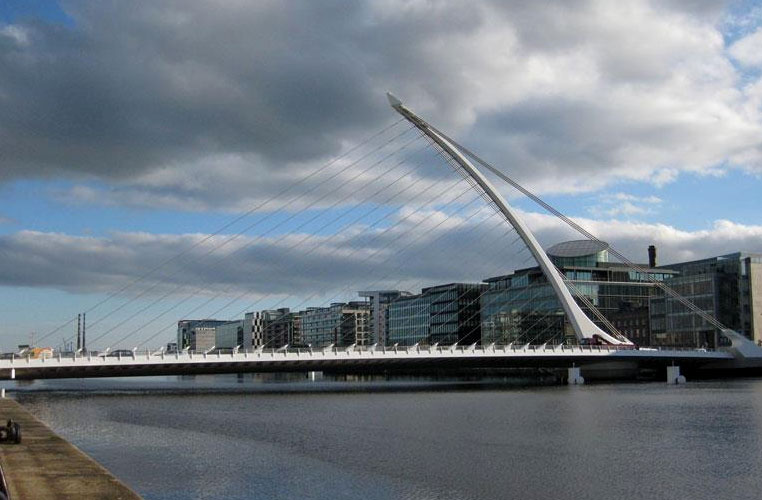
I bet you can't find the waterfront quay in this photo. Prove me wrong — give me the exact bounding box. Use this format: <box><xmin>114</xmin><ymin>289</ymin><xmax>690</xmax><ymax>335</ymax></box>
<box><xmin>0</xmin><ymin>398</ymin><xmax>141</xmax><ymax>499</ymax></box>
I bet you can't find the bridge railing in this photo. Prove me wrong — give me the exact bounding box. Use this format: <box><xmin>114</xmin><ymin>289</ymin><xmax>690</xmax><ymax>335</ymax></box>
<box><xmin>0</xmin><ymin>343</ymin><xmax>723</xmax><ymax>370</ymax></box>
<box><xmin>2</xmin><ymin>342</ymin><xmax>717</xmax><ymax>362</ymax></box>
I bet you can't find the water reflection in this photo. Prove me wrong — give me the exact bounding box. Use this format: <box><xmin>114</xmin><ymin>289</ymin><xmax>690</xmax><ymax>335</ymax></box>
<box><xmin>11</xmin><ymin>376</ymin><xmax>762</xmax><ymax>500</ymax></box>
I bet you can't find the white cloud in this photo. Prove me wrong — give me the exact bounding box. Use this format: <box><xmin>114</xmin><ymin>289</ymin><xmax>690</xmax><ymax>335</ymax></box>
<box><xmin>0</xmin><ymin>25</ymin><xmax>29</xmax><ymax>46</ymax></box>
<box><xmin>604</xmin><ymin>193</ymin><xmax>663</xmax><ymax>204</ymax></box>
<box><xmin>587</xmin><ymin>192</ymin><xmax>662</xmax><ymax>218</ymax></box>
<box><xmin>729</xmin><ymin>27</ymin><xmax>762</xmax><ymax>67</ymax></box>
<box><xmin>3</xmin><ymin>209</ymin><xmax>761</xmax><ymax>298</ymax></box>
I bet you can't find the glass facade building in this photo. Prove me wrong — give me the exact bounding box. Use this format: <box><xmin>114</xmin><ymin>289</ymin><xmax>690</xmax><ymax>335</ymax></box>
<box><xmin>387</xmin><ymin>294</ymin><xmax>430</xmax><ymax>345</ymax></box>
<box><xmin>480</xmin><ymin>240</ymin><xmax>676</xmax><ymax>346</ymax></box>
<box><xmin>650</xmin><ymin>252</ymin><xmax>762</xmax><ymax>347</ymax></box>
<box><xmin>215</xmin><ymin>320</ymin><xmax>245</xmax><ymax>349</ymax></box>
<box><xmin>386</xmin><ymin>283</ymin><xmax>487</xmax><ymax>346</ymax></box>
<box><xmin>427</xmin><ymin>283</ymin><xmax>488</xmax><ymax>345</ymax></box>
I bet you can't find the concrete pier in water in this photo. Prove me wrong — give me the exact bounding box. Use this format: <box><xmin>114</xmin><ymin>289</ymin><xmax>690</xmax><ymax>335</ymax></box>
<box><xmin>0</xmin><ymin>398</ymin><xmax>141</xmax><ymax>499</ymax></box>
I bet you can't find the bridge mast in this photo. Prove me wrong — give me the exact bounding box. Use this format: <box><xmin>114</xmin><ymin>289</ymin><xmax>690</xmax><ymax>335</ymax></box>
<box><xmin>387</xmin><ymin>93</ymin><xmax>630</xmax><ymax>345</ymax></box>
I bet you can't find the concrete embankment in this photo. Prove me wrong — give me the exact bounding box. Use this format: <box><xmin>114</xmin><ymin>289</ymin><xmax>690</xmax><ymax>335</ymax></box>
<box><xmin>0</xmin><ymin>398</ymin><xmax>141</xmax><ymax>499</ymax></box>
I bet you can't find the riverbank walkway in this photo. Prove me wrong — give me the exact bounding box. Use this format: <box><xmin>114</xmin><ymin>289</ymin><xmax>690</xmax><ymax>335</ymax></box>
<box><xmin>0</xmin><ymin>398</ymin><xmax>141</xmax><ymax>499</ymax></box>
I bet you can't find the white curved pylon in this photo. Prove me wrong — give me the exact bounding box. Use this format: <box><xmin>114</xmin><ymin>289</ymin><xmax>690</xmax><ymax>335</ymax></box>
<box><xmin>387</xmin><ymin>93</ymin><xmax>631</xmax><ymax>345</ymax></box>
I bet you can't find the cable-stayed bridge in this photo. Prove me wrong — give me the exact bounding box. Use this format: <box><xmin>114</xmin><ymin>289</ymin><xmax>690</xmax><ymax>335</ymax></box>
<box><xmin>0</xmin><ymin>344</ymin><xmax>737</xmax><ymax>381</ymax></box>
<box><xmin>6</xmin><ymin>94</ymin><xmax>762</xmax><ymax>382</ymax></box>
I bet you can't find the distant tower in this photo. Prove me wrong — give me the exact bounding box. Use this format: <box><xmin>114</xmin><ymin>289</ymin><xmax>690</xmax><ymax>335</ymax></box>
<box><xmin>77</xmin><ymin>313</ymin><xmax>82</xmax><ymax>351</ymax></box>
<box><xmin>648</xmin><ymin>245</ymin><xmax>657</xmax><ymax>268</ymax></box>
<box><xmin>82</xmin><ymin>313</ymin><xmax>86</xmax><ymax>352</ymax></box>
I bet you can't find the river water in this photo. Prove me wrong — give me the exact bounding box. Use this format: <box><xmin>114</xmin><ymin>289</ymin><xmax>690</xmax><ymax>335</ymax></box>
<box><xmin>8</xmin><ymin>375</ymin><xmax>762</xmax><ymax>500</ymax></box>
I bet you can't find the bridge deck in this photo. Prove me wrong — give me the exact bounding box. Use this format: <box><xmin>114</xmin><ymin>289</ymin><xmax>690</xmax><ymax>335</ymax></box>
<box><xmin>0</xmin><ymin>398</ymin><xmax>141</xmax><ymax>499</ymax></box>
<box><xmin>0</xmin><ymin>345</ymin><xmax>735</xmax><ymax>380</ymax></box>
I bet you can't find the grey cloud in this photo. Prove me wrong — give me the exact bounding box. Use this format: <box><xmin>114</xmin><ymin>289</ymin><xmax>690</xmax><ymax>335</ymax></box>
<box><xmin>0</xmin><ymin>206</ymin><xmax>526</xmax><ymax>348</ymax></box>
<box><xmin>0</xmin><ymin>1</ymin><xmax>384</xmax><ymax>181</ymax></box>
<box><xmin>0</xmin><ymin>206</ymin><xmax>516</xmax><ymax>296</ymax></box>
<box><xmin>1</xmin><ymin>0</ymin><xmax>760</xmax><ymax>209</ymax></box>
<box><xmin>466</xmin><ymin>90</ymin><xmax>759</xmax><ymax>194</ymax></box>
<box><xmin>3</xmin><ymin>209</ymin><xmax>762</xmax><ymax>298</ymax></box>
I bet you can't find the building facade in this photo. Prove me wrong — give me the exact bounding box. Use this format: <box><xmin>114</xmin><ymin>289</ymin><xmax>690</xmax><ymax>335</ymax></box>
<box><xmin>215</xmin><ymin>320</ymin><xmax>245</xmax><ymax>349</ymax></box>
<box><xmin>358</xmin><ymin>290</ymin><xmax>412</xmax><ymax>345</ymax></box>
<box><xmin>387</xmin><ymin>293</ymin><xmax>431</xmax><ymax>345</ymax></box>
<box><xmin>263</xmin><ymin>308</ymin><xmax>301</xmax><ymax>348</ymax></box>
<box><xmin>386</xmin><ymin>283</ymin><xmax>487</xmax><ymax>346</ymax></box>
<box><xmin>177</xmin><ymin>320</ymin><xmax>228</xmax><ymax>351</ymax></box>
<box><xmin>426</xmin><ymin>283</ymin><xmax>487</xmax><ymax>345</ymax></box>
<box><xmin>300</xmin><ymin>302</ymin><xmax>370</xmax><ymax>347</ymax></box>
<box><xmin>480</xmin><ymin>241</ymin><xmax>676</xmax><ymax>346</ymax></box>
<box><xmin>650</xmin><ymin>252</ymin><xmax>762</xmax><ymax>347</ymax></box>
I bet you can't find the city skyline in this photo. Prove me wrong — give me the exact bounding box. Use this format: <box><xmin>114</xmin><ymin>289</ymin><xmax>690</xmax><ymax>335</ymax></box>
<box><xmin>2</xmin><ymin>1</ymin><xmax>762</xmax><ymax>349</ymax></box>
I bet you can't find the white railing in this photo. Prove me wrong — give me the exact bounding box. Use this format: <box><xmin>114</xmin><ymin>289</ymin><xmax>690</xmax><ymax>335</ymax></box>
<box><xmin>0</xmin><ymin>343</ymin><xmax>732</xmax><ymax>374</ymax></box>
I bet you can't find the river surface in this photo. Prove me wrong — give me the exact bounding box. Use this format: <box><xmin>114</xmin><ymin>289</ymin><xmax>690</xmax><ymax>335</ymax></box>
<box><xmin>7</xmin><ymin>375</ymin><xmax>762</xmax><ymax>500</ymax></box>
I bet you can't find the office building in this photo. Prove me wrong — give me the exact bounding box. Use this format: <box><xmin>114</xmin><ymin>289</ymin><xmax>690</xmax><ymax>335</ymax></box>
<box><xmin>177</xmin><ymin>319</ymin><xmax>228</xmax><ymax>351</ymax></box>
<box><xmin>650</xmin><ymin>252</ymin><xmax>762</xmax><ymax>347</ymax></box>
<box><xmin>244</xmin><ymin>310</ymin><xmax>290</xmax><ymax>349</ymax></box>
<box><xmin>358</xmin><ymin>290</ymin><xmax>412</xmax><ymax>345</ymax></box>
<box><xmin>480</xmin><ymin>240</ymin><xmax>676</xmax><ymax>346</ymax></box>
<box><xmin>263</xmin><ymin>308</ymin><xmax>302</xmax><ymax>348</ymax></box>
<box><xmin>387</xmin><ymin>293</ymin><xmax>431</xmax><ymax>346</ymax></box>
<box><xmin>386</xmin><ymin>282</ymin><xmax>487</xmax><ymax>346</ymax></box>
<box><xmin>215</xmin><ymin>320</ymin><xmax>245</xmax><ymax>349</ymax></box>
<box><xmin>300</xmin><ymin>302</ymin><xmax>370</xmax><ymax>347</ymax></box>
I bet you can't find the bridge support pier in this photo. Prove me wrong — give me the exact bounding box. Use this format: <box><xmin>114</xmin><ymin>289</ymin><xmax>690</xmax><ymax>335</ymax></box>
<box><xmin>667</xmin><ymin>365</ymin><xmax>686</xmax><ymax>384</ymax></box>
<box><xmin>307</xmin><ymin>371</ymin><xmax>323</xmax><ymax>381</ymax></box>
<box><xmin>568</xmin><ymin>367</ymin><xmax>584</xmax><ymax>385</ymax></box>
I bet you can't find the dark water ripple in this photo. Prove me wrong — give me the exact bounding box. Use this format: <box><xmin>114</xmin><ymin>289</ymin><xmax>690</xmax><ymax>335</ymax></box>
<box><xmin>9</xmin><ymin>375</ymin><xmax>762</xmax><ymax>500</ymax></box>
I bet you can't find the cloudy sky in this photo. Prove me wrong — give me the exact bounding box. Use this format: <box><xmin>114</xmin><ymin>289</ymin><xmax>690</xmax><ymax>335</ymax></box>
<box><xmin>1</xmin><ymin>0</ymin><xmax>762</xmax><ymax>350</ymax></box>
